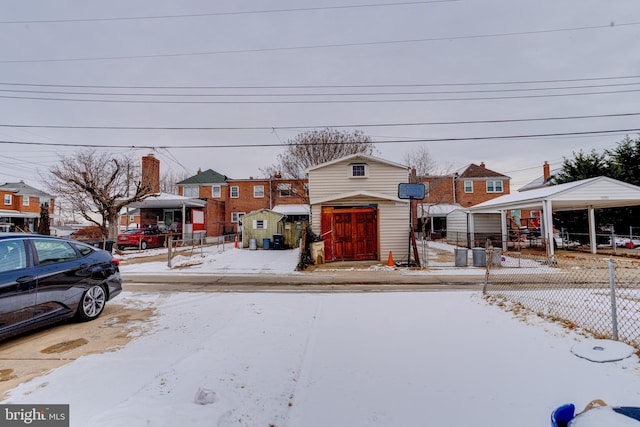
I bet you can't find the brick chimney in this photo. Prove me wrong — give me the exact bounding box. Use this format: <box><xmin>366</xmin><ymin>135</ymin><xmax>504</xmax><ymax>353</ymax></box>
<box><xmin>543</xmin><ymin>161</ymin><xmax>550</xmax><ymax>182</ymax></box>
<box><xmin>480</xmin><ymin>162</ymin><xmax>485</xmax><ymax>168</ymax></box>
<box><xmin>141</xmin><ymin>154</ymin><xmax>160</xmax><ymax>193</ymax></box>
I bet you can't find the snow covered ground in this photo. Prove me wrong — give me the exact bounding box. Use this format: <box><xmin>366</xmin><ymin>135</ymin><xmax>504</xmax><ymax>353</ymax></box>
<box><xmin>2</xmin><ymin>242</ymin><xmax>640</xmax><ymax>427</ymax></box>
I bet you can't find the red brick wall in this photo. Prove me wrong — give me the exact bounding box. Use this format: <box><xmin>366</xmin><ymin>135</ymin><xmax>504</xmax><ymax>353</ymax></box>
<box><xmin>456</xmin><ymin>179</ymin><xmax>511</xmax><ymax>208</ymax></box>
<box><xmin>141</xmin><ymin>155</ymin><xmax>160</xmax><ymax>193</ymax></box>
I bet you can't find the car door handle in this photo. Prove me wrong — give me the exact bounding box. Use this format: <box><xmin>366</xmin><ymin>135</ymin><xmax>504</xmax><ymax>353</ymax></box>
<box><xmin>16</xmin><ymin>275</ymin><xmax>36</xmax><ymax>284</ymax></box>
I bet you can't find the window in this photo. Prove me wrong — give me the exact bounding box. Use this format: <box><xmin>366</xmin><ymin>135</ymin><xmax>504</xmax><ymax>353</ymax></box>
<box><xmin>22</xmin><ymin>196</ymin><xmax>29</xmax><ymax>207</ymax></box>
<box><xmin>254</xmin><ymin>185</ymin><xmax>264</xmax><ymax>198</ymax></box>
<box><xmin>253</xmin><ymin>219</ymin><xmax>267</xmax><ymax>229</ymax></box>
<box><xmin>4</xmin><ymin>194</ymin><xmax>12</xmax><ymax>205</ymax></box>
<box><xmin>231</xmin><ymin>212</ymin><xmax>245</xmax><ymax>223</ymax></box>
<box><xmin>34</xmin><ymin>239</ymin><xmax>78</xmax><ymax>265</ymax></box>
<box><xmin>350</xmin><ymin>163</ymin><xmax>367</xmax><ymax>178</ymax></box>
<box><xmin>486</xmin><ymin>180</ymin><xmax>504</xmax><ymax>193</ymax></box>
<box><xmin>0</xmin><ymin>240</ymin><xmax>27</xmax><ymax>272</ymax></box>
<box><xmin>231</xmin><ymin>186</ymin><xmax>239</xmax><ymax>198</ymax></box>
<box><xmin>183</xmin><ymin>186</ymin><xmax>199</xmax><ymax>197</ymax></box>
<box><xmin>212</xmin><ymin>185</ymin><xmax>221</xmax><ymax>198</ymax></box>
<box><xmin>277</xmin><ymin>183</ymin><xmax>291</xmax><ymax>197</ymax></box>
<box><xmin>464</xmin><ymin>181</ymin><xmax>473</xmax><ymax>193</ymax></box>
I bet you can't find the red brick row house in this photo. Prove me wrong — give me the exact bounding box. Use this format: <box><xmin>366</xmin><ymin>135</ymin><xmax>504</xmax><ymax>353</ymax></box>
<box><xmin>176</xmin><ymin>170</ymin><xmax>309</xmax><ymax>237</ymax></box>
<box><xmin>0</xmin><ymin>181</ymin><xmax>55</xmax><ymax>232</ymax></box>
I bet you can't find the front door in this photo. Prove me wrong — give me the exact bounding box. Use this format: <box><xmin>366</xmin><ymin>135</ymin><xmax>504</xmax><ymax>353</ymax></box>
<box><xmin>321</xmin><ymin>206</ymin><xmax>377</xmax><ymax>261</ymax></box>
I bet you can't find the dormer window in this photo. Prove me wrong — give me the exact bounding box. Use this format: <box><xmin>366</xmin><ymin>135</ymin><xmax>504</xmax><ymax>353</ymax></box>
<box><xmin>350</xmin><ymin>163</ymin><xmax>367</xmax><ymax>178</ymax></box>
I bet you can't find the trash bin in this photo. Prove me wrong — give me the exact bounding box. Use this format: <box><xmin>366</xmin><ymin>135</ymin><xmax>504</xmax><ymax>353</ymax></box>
<box><xmin>472</xmin><ymin>247</ymin><xmax>486</xmax><ymax>267</ymax></box>
<box><xmin>88</xmin><ymin>240</ymin><xmax>114</xmax><ymax>253</ymax></box>
<box><xmin>263</xmin><ymin>238</ymin><xmax>271</xmax><ymax>249</ymax></box>
<box><xmin>454</xmin><ymin>248</ymin><xmax>468</xmax><ymax>267</ymax></box>
<box><xmin>310</xmin><ymin>241</ymin><xmax>325</xmax><ymax>264</ymax></box>
<box><xmin>273</xmin><ymin>234</ymin><xmax>284</xmax><ymax>250</ymax></box>
<box><xmin>249</xmin><ymin>238</ymin><xmax>257</xmax><ymax>250</ymax></box>
<box><xmin>489</xmin><ymin>251</ymin><xmax>502</xmax><ymax>267</ymax></box>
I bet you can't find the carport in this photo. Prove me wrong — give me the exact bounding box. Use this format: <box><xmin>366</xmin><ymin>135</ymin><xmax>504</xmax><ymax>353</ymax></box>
<box><xmin>126</xmin><ymin>193</ymin><xmax>207</xmax><ymax>238</ymax></box>
<box><xmin>468</xmin><ymin>176</ymin><xmax>640</xmax><ymax>256</ymax></box>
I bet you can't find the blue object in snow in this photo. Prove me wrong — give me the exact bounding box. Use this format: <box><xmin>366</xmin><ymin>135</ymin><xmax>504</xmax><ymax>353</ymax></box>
<box><xmin>551</xmin><ymin>403</ymin><xmax>640</xmax><ymax>426</ymax></box>
<box><xmin>551</xmin><ymin>404</ymin><xmax>575</xmax><ymax>427</ymax></box>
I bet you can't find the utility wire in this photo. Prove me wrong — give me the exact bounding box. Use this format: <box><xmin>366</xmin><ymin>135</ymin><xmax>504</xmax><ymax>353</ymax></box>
<box><xmin>1</xmin><ymin>88</ymin><xmax>638</xmax><ymax>104</ymax></box>
<box><xmin>2</xmin><ymin>74</ymin><xmax>640</xmax><ymax>89</ymax></box>
<box><xmin>1</xmin><ymin>81</ymin><xmax>639</xmax><ymax>97</ymax></box>
<box><xmin>2</xmin><ymin>21</ymin><xmax>638</xmax><ymax>64</ymax></box>
<box><xmin>0</xmin><ymin>1</ymin><xmax>457</xmax><ymax>25</ymax></box>
<box><xmin>0</xmin><ymin>128</ymin><xmax>638</xmax><ymax>149</ymax></box>
<box><xmin>0</xmin><ymin>112</ymin><xmax>639</xmax><ymax>131</ymax></box>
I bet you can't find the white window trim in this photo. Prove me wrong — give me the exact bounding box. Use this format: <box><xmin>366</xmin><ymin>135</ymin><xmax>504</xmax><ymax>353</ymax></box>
<box><xmin>254</xmin><ymin>185</ymin><xmax>265</xmax><ymax>198</ymax></box>
<box><xmin>4</xmin><ymin>194</ymin><xmax>12</xmax><ymax>205</ymax></box>
<box><xmin>349</xmin><ymin>163</ymin><xmax>368</xmax><ymax>178</ymax></box>
<box><xmin>232</xmin><ymin>212</ymin><xmax>245</xmax><ymax>223</ymax></box>
<box><xmin>486</xmin><ymin>180</ymin><xmax>504</xmax><ymax>193</ymax></box>
<box><xmin>230</xmin><ymin>186</ymin><xmax>239</xmax><ymax>198</ymax></box>
<box><xmin>211</xmin><ymin>185</ymin><xmax>221</xmax><ymax>198</ymax></box>
<box><xmin>22</xmin><ymin>196</ymin><xmax>29</xmax><ymax>206</ymax></box>
<box><xmin>253</xmin><ymin>219</ymin><xmax>267</xmax><ymax>229</ymax></box>
<box><xmin>183</xmin><ymin>186</ymin><xmax>199</xmax><ymax>197</ymax></box>
<box><xmin>464</xmin><ymin>181</ymin><xmax>473</xmax><ymax>193</ymax></box>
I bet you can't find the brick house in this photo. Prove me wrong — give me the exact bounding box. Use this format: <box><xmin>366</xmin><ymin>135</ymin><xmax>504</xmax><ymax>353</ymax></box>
<box><xmin>0</xmin><ymin>181</ymin><xmax>55</xmax><ymax>232</ymax></box>
<box><xmin>415</xmin><ymin>163</ymin><xmax>511</xmax><ymax>237</ymax></box>
<box><xmin>176</xmin><ymin>170</ymin><xmax>309</xmax><ymax>237</ymax></box>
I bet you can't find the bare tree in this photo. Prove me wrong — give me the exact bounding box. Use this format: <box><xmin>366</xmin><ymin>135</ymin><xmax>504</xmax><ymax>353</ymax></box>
<box><xmin>160</xmin><ymin>168</ymin><xmax>190</xmax><ymax>194</ymax></box>
<box><xmin>266</xmin><ymin>128</ymin><xmax>376</xmax><ymax>179</ymax></box>
<box><xmin>44</xmin><ymin>150</ymin><xmax>154</xmax><ymax>240</ymax></box>
<box><xmin>403</xmin><ymin>145</ymin><xmax>436</xmax><ymax>177</ymax></box>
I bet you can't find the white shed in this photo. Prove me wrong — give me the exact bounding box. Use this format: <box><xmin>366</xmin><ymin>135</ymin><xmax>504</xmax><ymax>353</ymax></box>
<box><xmin>446</xmin><ymin>209</ymin><xmax>502</xmax><ymax>247</ymax></box>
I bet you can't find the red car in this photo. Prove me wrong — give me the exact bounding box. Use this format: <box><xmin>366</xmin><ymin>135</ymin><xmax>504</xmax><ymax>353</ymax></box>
<box><xmin>117</xmin><ymin>228</ymin><xmax>165</xmax><ymax>250</ymax></box>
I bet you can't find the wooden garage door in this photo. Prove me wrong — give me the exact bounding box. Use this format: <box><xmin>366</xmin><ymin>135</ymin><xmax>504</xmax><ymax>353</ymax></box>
<box><xmin>321</xmin><ymin>206</ymin><xmax>377</xmax><ymax>261</ymax></box>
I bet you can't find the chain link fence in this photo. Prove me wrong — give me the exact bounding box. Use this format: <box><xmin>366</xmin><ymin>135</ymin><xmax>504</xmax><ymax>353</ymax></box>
<box><xmin>483</xmin><ymin>250</ymin><xmax>640</xmax><ymax>350</ymax></box>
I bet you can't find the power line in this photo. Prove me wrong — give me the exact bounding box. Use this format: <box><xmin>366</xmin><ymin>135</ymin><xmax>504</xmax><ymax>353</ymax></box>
<box><xmin>0</xmin><ymin>1</ymin><xmax>457</xmax><ymax>25</ymax></box>
<box><xmin>0</xmin><ymin>111</ymin><xmax>639</xmax><ymax>131</ymax></box>
<box><xmin>2</xmin><ymin>74</ymin><xmax>640</xmax><ymax>89</ymax></box>
<box><xmin>1</xmin><ymin>88</ymin><xmax>639</xmax><ymax>104</ymax></box>
<box><xmin>2</xmin><ymin>21</ymin><xmax>638</xmax><ymax>64</ymax></box>
<box><xmin>0</xmin><ymin>127</ymin><xmax>638</xmax><ymax>149</ymax></box>
<box><xmin>1</xmin><ymin>81</ymin><xmax>639</xmax><ymax>98</ymax></box>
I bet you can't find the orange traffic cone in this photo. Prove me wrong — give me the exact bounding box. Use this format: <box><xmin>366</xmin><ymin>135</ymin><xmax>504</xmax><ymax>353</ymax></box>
<box><xmin>387</xmin><ymin>251</ymin><xmax>394</xmax><ymax>267</ymax></box>
<box><xmin>234</xmin><ymin>235</ymin><xmax>239</xmax><ymax>249</ymax></box>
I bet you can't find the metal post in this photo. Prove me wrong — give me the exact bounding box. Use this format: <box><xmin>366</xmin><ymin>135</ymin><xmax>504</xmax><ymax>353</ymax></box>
<box><xmin>608</xmin><ymin>257</ymin><xmax>619</xmax><ymax>341</ymax></box>
<box><xmin>167</xmin><ymin>235</ymin><xmax>172</xmax><ymax>268</ymax></box>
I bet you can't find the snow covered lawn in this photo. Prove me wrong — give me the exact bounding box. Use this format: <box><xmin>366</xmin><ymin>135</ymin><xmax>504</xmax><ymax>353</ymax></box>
<box><xmin>3</xmin><ymin>291</ymin><xmax>640</xmax><ymax>427</ymax></box>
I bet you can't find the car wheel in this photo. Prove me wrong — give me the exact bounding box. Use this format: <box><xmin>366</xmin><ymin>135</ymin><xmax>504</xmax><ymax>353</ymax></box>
<box><xmin>75</xmin><ymin>285</ymin><xmax>107</xmax><ymax>322</ymax></box>
<box><xmin>141</xmin><ymin>240</ymin><xmax>147</xmax><ymax>250</ymax></box>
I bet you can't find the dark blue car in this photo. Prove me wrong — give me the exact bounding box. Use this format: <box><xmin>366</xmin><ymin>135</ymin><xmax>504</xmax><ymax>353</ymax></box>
<box><xmin>0</xmin><ymin>233</ymin><xmax>122</xmax><ymax>341</ymax></box>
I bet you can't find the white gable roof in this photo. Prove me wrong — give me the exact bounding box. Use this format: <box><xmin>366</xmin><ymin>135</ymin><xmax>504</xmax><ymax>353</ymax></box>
<box><xmin>469</xmin><ymin>176</ymin><xmax>640</xmax><ymax>213</ymax></box>
<box><xmin>306</xmin><ymin>153</ymin><xmax>408</xmax><ymax>172</ymax></box>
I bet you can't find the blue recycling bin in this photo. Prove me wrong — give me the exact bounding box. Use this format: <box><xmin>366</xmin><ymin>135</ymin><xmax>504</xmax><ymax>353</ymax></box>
<box><xmin>263</xmin><ymin>238</ymin><xmax>271</xmax><ymax>249</ymax></box>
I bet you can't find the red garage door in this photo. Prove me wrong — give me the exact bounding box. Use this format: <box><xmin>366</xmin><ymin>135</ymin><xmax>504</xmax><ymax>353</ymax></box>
<box><xmin>321</xmin><ymin>206</ymin><xmax>377</xmax><ymax>261</ymax></box>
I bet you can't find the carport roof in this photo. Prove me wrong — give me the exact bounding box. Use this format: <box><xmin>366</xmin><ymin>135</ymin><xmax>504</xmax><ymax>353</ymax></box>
<box><xmin>126</xmin><ymin>193</ymin><xmax>207</xmax><ymax>209</ymax></box>
<box><xmin>469</xmin><ymin>176</ymin><xmax>640</xmax><ymax>213</ymax></box>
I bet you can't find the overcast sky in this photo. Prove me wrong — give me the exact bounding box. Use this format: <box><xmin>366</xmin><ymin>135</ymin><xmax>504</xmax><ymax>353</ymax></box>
<box><xmin>1</xmin><ymin>0</ymin><xmax>639</xmax><ymax>191</ymax></box>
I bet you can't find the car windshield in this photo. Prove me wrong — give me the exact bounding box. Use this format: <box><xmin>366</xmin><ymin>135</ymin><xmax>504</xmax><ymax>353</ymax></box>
<box><xmin>123</xmin><ymin>230</ymin><xmax>141</xmax><ymax>235</ymax></box>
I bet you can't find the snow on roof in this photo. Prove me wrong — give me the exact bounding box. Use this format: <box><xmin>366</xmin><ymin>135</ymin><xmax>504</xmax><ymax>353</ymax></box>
<box><xmin>272</xmin><ymin>204</ymin><xmax>310</xmax><ymax>216</ymax></box>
